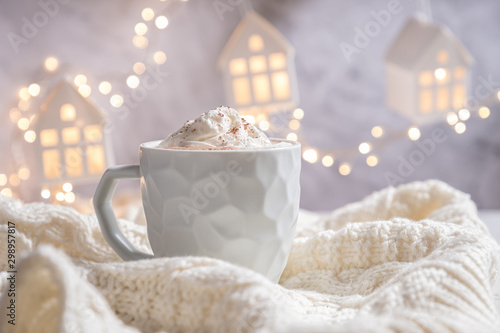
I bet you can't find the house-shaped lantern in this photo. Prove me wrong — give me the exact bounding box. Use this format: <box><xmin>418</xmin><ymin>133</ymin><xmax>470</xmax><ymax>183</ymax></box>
<box><xmin>386</xmin><ymin>15</ymin><xmax>474</xmax><ymax>124</ymax></box>
<box><xmin>218</xmin><ymin>11</ymin><xmax>299</xmax><ymax>116</ymax></box>
<box><xmin>34</xmin><ymin>80</ymin><xmax>113</xmax><ymax>186</ymax></box>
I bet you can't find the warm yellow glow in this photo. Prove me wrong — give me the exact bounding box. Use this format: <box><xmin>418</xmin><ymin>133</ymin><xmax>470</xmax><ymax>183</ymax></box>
<box><xmin>135</xmin><ymin>22</ymin><xmax>148</xmax><ymax>35</ymax></box>
<box><xmin>258</xmin><ymin>120</ymin><xmax>270</xmax><ymax>131</ymax></box>
<box><xmin>60</xmin><ymin>104</ymin><xmax>76</xmax><ymax>121</ymax></box>
<box><xmin>41</xmin><ymin>189</ymin><xmax>51</xmax><ymax>199</ymax></box>
<box><xmin>0</xmin><ymin>174</ymin><xmax>6</xmax><ymax>186</ymax></box>
<box><xmin>84</xmin><ymin>125</ymin><xmax>102</xmax><ymax>143</ymax></box>
<box><xmin>408</xmin><ymin>127</ymin><xmax>421</xmax><ymax>141</ymax></box>
<box><xmin>322</xmin><ymin>155</ymin><xmax>334</xmax><ymax>167</ymax></box>
<box><xmin>455</xmin><ymin>122</ymin><xmax>466</xmax><ymax>134</ymax></box>
<box><xmin>87</xmin><ymin>145</ymin><xmax>106</xmax><ymax>174</ymax></box>
<box><xmin>418</xmin><ymin>71</ymin><xmax>433</xmax><ymax>86</ymax></box>
<box><xmin>18</xmin><ymin>100</ymin><xmax>30</xmax><ymax>111</ymax></box>
<box><xmin>141</xmin><ymin>8</ymin><xmax>155</xmax><ymax>21</ymax></box>
<box><xmin>269</xmin><ymin>53</ymin><xmax>286</xmax><ymax>70</ymax></box>
<box><xmin>371</xmin><ymin>126</ymin><xmax>384</xmax><ymax>138</ymax></box>
<box><xmin>44</xmin><ymin>57</ymin><xmax>59</xmax><ymax>72</ymax></box>
<box><xmin>248</xmin><ymin>34</ymin><xmax>264</xmax><ymax>52</ymax></box>
<box><xmin>154</xmin><ymin>51</ymin><xmax>167</xmax><ymax>64</ymax></box>
<box><xmin>339</xmin><ymin>163</ymin><xmax>351</xmax><ymax>176</ymax></box>
<box><xmin>242</xmin><ymin>115</ymin><xmax>255</xmax><ymax>124</ymax></box>
<box><xmin>458</xmin><ymin>109</ymin><xmax>470</xmax><ymax>121</ymax></box>
<box><xmin>65</xmin><ymin>192</ymin><xmax>76</xmax><ymax>203</ymax></box>
<box><xmin>437</xmin><ymin>50</ymin><xmax>449</xmax><ymax>64</ymax></box>
<box><xmin>452</xmin><ymin>85</ymin><xmax>466</xmax><ymax>109</ymax></box>
<box><xmin>17</xmin><ymin>118</ymin><xmax>30</xmax><ymax>130</ymax></box>
<box><xmin>233</xmin><ymin>77</ymin><xmax>251</xmax><ymax>105</ymax></box>
<box><xmin>366</xmin><ymin>155</ymin><xmax>378</xmax><ymax>167</ymax></box>
<box><xmin>9</xmin><ymin>174</ymin><xmax>20</xmax><ymax>186</ymax></box>
<box><xmin>110</xmin><ymin>95</ymin><xmax>124</xmax><ymax>108</ymax></box>
<box><xmin>434</xmin><ymin>68</ymin><xmax>447</xmax><ymax>81</ymax></box>
<box><xmin>56</xmin><ymin>192</ymin><xmax>65</xmax><ymax>201</ymax></box>
<box><xmin>133</xmin><ymin>35</ymin><xmax>148</xmax><ymax>49</ymax></box>
<box><xmin>303</xmin><ymin>149</ymin><xmax>318</xmax><ymax>164</ymax></box>
<box><xmin>24</xmin><ymin>130</ymin><xmax>36</xmax><ymax>143</ymax></box>
<box><xmin>446</xmin><ymin>112</ymin><xmax>458</xmax><ymax>126</ymax></box>
<box><xmin>63</xmin><ymin>182</ymin><xmax>73</xmax><ymax>192</ymax></box>
<box><xmin>293</xmin><ymin>108</ymin><xmax>304</xmax><ymax>120</ymax></box>
<box><xmin>19</xmin><ymin>87</ymin><xmax>30</xmax><ymax>101</ymax></box>
<box><xmin>155</xmin><ymin>16</ymin><xmax>169</xmax><ymax>29</ymax></box>
<box><xmin>62</xmin><ymin>127</ymin><xmax>80</xmax><ymax>145</ymax></box>
<box><xmin>289</xmin><ymin>119</ymin><xmax>300</xmax><ymax>130</ymax></box>
<box><xmin>286</xmin><ymin>133</ymin><xmax>298</xmax><ymax>141</ymax></box>
<box><xmin>479</xmin><ymin>106</ymin><xmax>490</xmax><ymax>119</ymax></box>
<box><xmin>249</xmin><ymin>56</ymin><xmax>267</xmax><ymax>73</ymax></box>
<box><xmin>454</xmin><ymin>66</ymin><xmax>466</xmax><ymax>80</ymax></box>
<box><xmin>99</xmin><ymin>81</ymin><xmax>112</xmax><ymax>95</ymax></box>
<box><xmin>43</xmin><ymin>150</ymin><xmax>61</xmax><ymax>179</ymax></box>
<box><xmin>1</xmin><ymin>188</ymin><xmax>13</xmax><ymax>198</ymax></box>
<box><xmin>126</xmin><ymin>75</ymin><xmax>140</xmax><ymax>89</ymax></box>
<box><xmin>272</xmin><ymin>71</ymin><xmax>290</xmax><ymax>100</ymax></box>
<box><xmin>133</xmin><ymin>62</ymin><xmax>146</xmax><ymax>75</ymax></box>
<box><xmin>28</xmin><ymin>84</ymin><xmax>41</xmax><ymax>97</ymax></box>
<box><xmin>358</xmin><ymin>142</ymin><xmax>371</xmax><ymax>154</ymax></box>
<box><xmin>256</xmin><ymin>114</ymin><xmax>266</xmax><ymax>123</ymax></box>
<box><xmin>18</xmin><ymin>167</ymin><xmax>30</xmax><ymax>180</ymax></box>
<box><xmin>9</xmin><ymin>108</ymin><xmax>21</xmax><ymax>123</ymax></box>
<box><xmin>230</xmin><ymin>58</ymin><xmax>247</xmax><ymax>76</ymax></box>
<box><xmin>497</xmin><ymin>91</ymin><xmax>500</xmax><ymax>101</ymax></box>
<box><xmin>437</xmin><ymin>87</ymin><xmax>449</xmax><ymax>111</ymax></box>
<box><xmin>41</xmin><ymin>129</ymin><xmax>58</xmax><ymax>147</ymax></box>
<box><xmin>78</xmin><ymin>84</ymin><xmax>91</xmax><ymax>97</ymax></box>
<box><xmin>252</xmin><ymin>75</ymin><xmax>271</xmax><ymax>102</ymax></box>
<box><xmin>74</xmin><ymin>74</ymin><xmax>87</xmax><ymax>87</ymax></box>
<box><xmin>65</xmin><ymin>148</ymin><xmax>83</xmax><ymax>177</ymax></box>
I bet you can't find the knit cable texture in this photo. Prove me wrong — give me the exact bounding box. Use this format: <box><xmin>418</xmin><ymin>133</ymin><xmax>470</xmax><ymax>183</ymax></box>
<box><xmin>0</xmin><ymin>180</ymin><xmax>499</xmax><ymax>332</ymax></box>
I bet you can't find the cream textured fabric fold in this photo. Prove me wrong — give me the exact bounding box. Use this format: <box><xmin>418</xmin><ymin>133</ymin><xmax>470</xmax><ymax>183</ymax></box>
<box><xmin>0</xmin><ymin>180</ymin><xmax>499</xmax><ymax>332</ymax></box>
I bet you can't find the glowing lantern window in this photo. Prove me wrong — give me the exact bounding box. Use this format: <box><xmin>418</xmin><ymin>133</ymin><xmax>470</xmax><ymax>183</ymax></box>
<box><xmin>437</xmin><ymin>87</ymin><xmax>450</xmax><ymax>111</ymax></box>
<box><xmin>434</xmin><ymin>68</ymin><xmax>448</xmax><ymax>83</ymax></box>
<box><xmin>249</xmin><ymin>56</ymin><xmax>267</xmax><ymax>73</ymax></box>
<box><xmin>252</xmin><ymin>74</ymin><xmax>271</xmax><ymax>102</ymax></box>
<box><xmin>43</xmin><ymin>150</ymin><xmax>61</xmax><ymax>179</ymax></box>
<box><xmin>248</xmin><ymin>34</ymin><xmax>264</xmax><ymax>52</ymax></box>
<box><xmin>84</xmin><ymin>125</ymin><xmax>103</xmax><ymax>143</ymax></box>
<box><xmin>41</xmin><ymin>129</ymin><xmax>59</xmax><ymax>147</ymax></box>
<box><xmin>233</xmin><ymin>77</ymin><xmax>251</xmax><ymax>105</ymax></box>
<box><xmin>230</xmin><ymin>58</ymin><xmax>248</xmax><ymax>76</ymax></box>
<box><xmin>437</xmin><ymin>50</ymin><xmax>449</xmax><ymax>64</ymax></box>
<box><xmin>271</xmin><ymin>72</ymin><xmax>290</xmax><ymax>100</ymax></box>
<box><xmin>60</xmin><ymin>104</ymin><xmax>76</xmax><ymax>122</ymax></box>
<box><xmin>87</xmin><ymin>145</ymin><xmax>106</xmax><ymax>175</ymax></box>
<box><xmin>62</xmin><ymin>127</ymin><xmax>81</xmax><ymax>145</ymax></box>
<box><xmin>419</xmin><ymin>90</ymin><xmax>433</xmax><ymax>113</ymax></box>
<box><xmin>65</xmin><ymin>148</ymin><xmax>83</xmax><ymax>177</ymax></box>
<box><xmin>454</xmin><ymin>66</ymin><xmax>466</xmax><ymax>80</ymax></box>
<box><xmin>269</xmin><ymin>53</ymin><xmax>286</xmax><ymax>70</ymax></box>
<box><xmin>418</xmin><ymin>71</ymin><xmax>433</xmax><ymax>87</ymax></box>
<box><xmin>452</xmin><ymin>85</ymin><xmax>466</xmax><ymax>109</ymax></box>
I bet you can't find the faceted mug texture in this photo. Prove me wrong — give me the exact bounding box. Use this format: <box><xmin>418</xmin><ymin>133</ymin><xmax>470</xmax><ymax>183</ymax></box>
<box><xmin>140</xmin><ymin>140</ymin><xmax>301</xmax><ymax>282</ymax></box>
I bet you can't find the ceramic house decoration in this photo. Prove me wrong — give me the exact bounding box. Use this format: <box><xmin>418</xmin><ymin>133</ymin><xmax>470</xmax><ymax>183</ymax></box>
<box><xmin>34</xmin><ymin>80</ymin><xmax>113</xmax><ymax>186</ymax></box>
<box><xmin>386</xmin><ymin>15</ymin><xmax>474</xmax><ymax>124</ymax></box>
<box><xmin>218</xmin><ymin>11</ymin><xmax>299</xmax><ymax>116</ymax></box>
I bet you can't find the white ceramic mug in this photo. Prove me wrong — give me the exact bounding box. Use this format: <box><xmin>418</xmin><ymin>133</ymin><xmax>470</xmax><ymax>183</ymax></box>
<box><xmin>93</xmin><ymin>139</ymin><xmax>301</xmax><ymax>282</ymax></box>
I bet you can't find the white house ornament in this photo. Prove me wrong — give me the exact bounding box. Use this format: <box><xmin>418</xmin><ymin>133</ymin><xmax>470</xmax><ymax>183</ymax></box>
<box><xmin>386</xmin><ymin>14</ymin><xmax>474</xmax><ymax>125</ymax></box>
<box><xmin>218</xmin><ymin>11</ymin><xmax>299</xmax><ymax>117</ymax></box>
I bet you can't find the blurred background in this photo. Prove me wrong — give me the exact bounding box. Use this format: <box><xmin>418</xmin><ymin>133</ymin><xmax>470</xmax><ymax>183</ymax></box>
<box><xmin>0</xmin><ymin>0</ymin><xmax>499</xmax><ymax>211</ymax></box>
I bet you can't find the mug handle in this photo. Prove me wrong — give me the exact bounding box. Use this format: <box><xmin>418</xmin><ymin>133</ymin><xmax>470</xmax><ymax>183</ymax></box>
<box><xmin>93</xmin><ymin>165</ymin><xmax>153</xmax><ymax>261</ymax></box>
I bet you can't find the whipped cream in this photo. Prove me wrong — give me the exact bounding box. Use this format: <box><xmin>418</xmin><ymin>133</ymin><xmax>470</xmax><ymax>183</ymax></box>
<box><xmin>158</xmin><ymin>107</ymin><xmax>274</xmax><ymax>149</ymax></box>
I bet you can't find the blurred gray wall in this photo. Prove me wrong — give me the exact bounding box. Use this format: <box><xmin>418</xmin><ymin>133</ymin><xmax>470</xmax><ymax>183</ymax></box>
<box><xmin>0</xmin><ymin>0</ymin><xmax>499</xmax><ymax>210</ymax></box>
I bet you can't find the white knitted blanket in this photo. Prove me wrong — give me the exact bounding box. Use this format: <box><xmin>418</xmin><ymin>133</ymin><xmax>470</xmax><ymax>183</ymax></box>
<box><xmin>0</xmin><ymin>180</ymin><xmax>499</xmax><ymax>332</ymax></box>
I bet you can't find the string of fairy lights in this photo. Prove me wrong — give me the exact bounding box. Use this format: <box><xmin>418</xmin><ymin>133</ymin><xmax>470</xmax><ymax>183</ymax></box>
<box><xmin>0</xmin><ymin>0</ymin><xmax>188</xmax><ymax>200</ymax></box>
